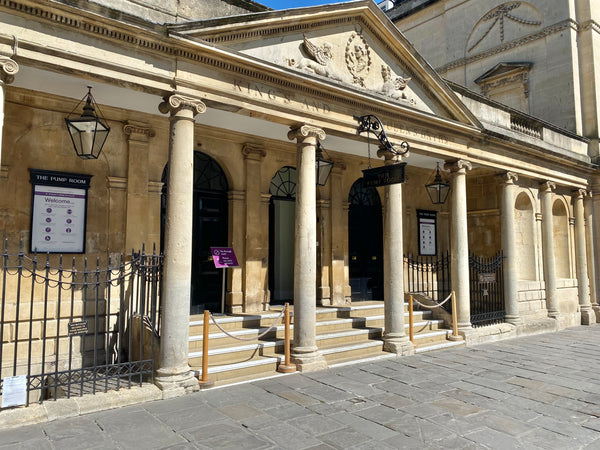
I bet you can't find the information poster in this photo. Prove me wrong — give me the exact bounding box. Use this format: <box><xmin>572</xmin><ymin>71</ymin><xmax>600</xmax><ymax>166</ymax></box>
<box><xmin>210</xmin><ymin>247</ymin><xmax>240</xmax><ymax>268</ymax></box>
<box><xmin>1</xmin><ymin>375</ymin><xmax>27</xmax><ymax>408</ymax></box>
<box><xmin>30</xmin><ymin>170</ymin><xmax>92</xmax><ymax>254</ymax></box>
<box><xmin>418</xmin><ymin>210</ymin><xmax>437</xmax><ymax>256</ymax></box>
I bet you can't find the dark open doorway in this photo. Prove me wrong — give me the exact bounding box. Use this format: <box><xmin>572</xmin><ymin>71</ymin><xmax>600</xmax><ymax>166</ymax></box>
<box><xmin>348</xmin><ymin>178</ymin><xmax>383</xmax><ymax>300</ymax></box>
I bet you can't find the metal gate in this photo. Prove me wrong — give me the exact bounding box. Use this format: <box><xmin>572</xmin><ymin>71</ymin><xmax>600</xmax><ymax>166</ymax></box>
<box><xmin>469</xmin><ymin>251</ymin><xmax>505</xmax><ymax>327</ymax></box>
<box><xmin>0</xmin><ymin>241</ymin><xmax>161</xmax><ymax>408</ymax></box>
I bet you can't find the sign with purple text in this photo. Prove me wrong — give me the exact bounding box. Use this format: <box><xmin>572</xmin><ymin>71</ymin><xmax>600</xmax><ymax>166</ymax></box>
<box><xmin>30</xmin><ymin>169</ymin><xmax>92</xmax><ymax>254</ymax></box>
<box><xmin>210</xmin><ymin>247</ymin><xmax>239</xmax><ymax>268</ymax></box>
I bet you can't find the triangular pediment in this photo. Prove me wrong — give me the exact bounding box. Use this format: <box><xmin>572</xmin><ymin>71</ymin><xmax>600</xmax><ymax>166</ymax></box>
<box><xmin>168</xmin><ymin>1</ymin><xmax>480</xmax><ymax>128</ymax></box>
<box><xmin>475</xmin><ymin>62</ymin><xmax>533</xmax><ymax>84</ymax></box>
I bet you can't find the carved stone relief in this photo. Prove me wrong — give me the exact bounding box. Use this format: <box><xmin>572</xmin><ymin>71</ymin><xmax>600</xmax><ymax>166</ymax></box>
<box><xmin>345</xmin><ymin>32</ymin><xmax>371</xmax><ymax>87</ymax></box>
<box><xmin>468</xmin><ymin>2</ymin><xmax>542</xmax><ymax>54</ymax></box>
<box><xmin>286</xmin><ymin>32</ymin><xmax>417</xmax><ymax>106</ymax></box>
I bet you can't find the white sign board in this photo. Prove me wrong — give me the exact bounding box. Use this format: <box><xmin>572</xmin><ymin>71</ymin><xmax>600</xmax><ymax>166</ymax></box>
<box><xmin>418</xmin><ymin>210</ymin><xmax>437</xmax><ymax>256</ymax></box>
<box><xmin>1</xmin><ymin>375</ymin><xmax>27</xmax><ymax>408</ymax></box>
<box><xmin>30</xmin><ymin>170</ymin><xmax>91</xmax><ymax>253</ymax></box>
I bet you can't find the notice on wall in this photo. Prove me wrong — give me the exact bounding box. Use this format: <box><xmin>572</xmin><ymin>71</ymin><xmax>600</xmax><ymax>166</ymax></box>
<box><xmin>30</xmin><ymin>169</ymin><xmax>92</xmax><ymax>254</ymax></box>
<box><xmin>1</xmin><ymin>375</ymin><xmax>27</xmax><ymax>408</ymax></box>
<box><xmin>418</xmin><ymin>210</ymin><xmax>437</xmax><ymax>256</ymax></box>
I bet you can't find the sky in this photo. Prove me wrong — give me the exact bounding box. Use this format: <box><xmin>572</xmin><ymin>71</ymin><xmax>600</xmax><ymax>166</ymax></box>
<box><xmin>259</xmin><ymin>0</ymin><xmax>351</xmax><ymax>9</ymax></box>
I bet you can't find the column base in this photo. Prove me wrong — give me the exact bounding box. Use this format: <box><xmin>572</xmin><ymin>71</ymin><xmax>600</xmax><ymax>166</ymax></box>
<box><xmin>291</xmin><ymin>351</ymin><xmax>328</xmax><ymax>372</ymax></box>
<box><xmin>155</xmin><ymin>368</ymin><xmax>199</xmax><ymax>399</ymax></box>
<box><xmin>383</xmin><ymin>336</ymin><xmax>415</xmax><ymax>356</ymax></box>
<box><xmin>581</xmin><ymin>306</ymin><xmax>596</xmax><ymax>325</ymax></box>
<box><xmin>592</xmin><ymin>305</ymin><xmax>600</xmax><ymax>322</ymax></box>
<box><xmin>504</xmin><ymin>315</ymin><xmax>522</xmax><ymax>326</ymax></box>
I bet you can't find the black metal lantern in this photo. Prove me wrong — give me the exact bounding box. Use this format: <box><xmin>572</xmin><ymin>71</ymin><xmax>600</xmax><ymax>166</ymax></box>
<box><xmin>65</xmin><ymin>87</ymin><xmax>110</xmax><ymax>159</ymax></box>
<box><xmin>425</xmin><ymin>163</ymin><xmax>450</xmax><ymax>204</ymax></box>
<box><xmin>316</xmin><ymin>142</ymin><xmax>333</xmax><ymax>186</ymax></box>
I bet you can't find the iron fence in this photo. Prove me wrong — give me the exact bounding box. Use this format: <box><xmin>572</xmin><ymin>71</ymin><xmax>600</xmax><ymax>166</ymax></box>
<box><xmin>0</xmin><ymin>241</ymin><xmax>161</xmax><ymax>408</ymax></box>
<box><xmin>404</xmin><ymin>251</ymin><xmax>451</xmax><ymax>311</ymax></box>
<box><xmin>469</xmin><ymin>251</ymin><xmax>505</xmax><ymax>327</ymax></box>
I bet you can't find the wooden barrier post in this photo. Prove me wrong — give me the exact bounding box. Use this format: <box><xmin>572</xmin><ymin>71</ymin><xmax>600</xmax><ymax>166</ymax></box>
<box><xmin>409</xmin><ymin>294</ymin><xmax>415</xmax><ymax>345</ymax></box>
<box><xmin>451</xmin><ymin>291</ymin><xmax>459</xmax><ymax>338</ymax></box>
<box><xmin>278</xmin><ymin>303</ymin><xmax>296</xmax><ymax>373</ymax></box>
<box><xmin>198</xmin><ymin>310</ymin><xmax>214</xmax><ymax>388</ymax></box>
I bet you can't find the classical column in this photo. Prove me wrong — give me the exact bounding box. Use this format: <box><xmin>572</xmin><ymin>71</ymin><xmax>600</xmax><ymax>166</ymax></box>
<box><xmin>378</xmin><ymin>148</ymin><xmax>414</xmax><ymax>355</ymax></box>
<box><xmin>540</xmin><ymin>181</ymin><xmax>559</xmax><ymax>318</ymax></box>
<box><xmin>0</xmin><ymin>56</ymin><xmax>18</xmax><ymax>165</ymax></box>
<box><xmin>499</xmin><ymin>172</ymin><xmax>521</xmax><ymax>325</ymax></box>
<box><xmin>584</xmin><ymin>193</ymin><xmax>598</xmax><ymax>312</ymax></box>
<box><xmin>445</xmin><ymin>160</ymin><xmax>472</xmax><ymax>330</ymax></box>
<box><xmin>573</xmin><ymin>189</ymin><xmax>595</xmax><ymax>324</ymax></box>
<box><xmin>287</xmin><ymin>124</ymin><xmax>327</xmax><ymax>372</ymax></box>
<box><xmin>155</xmin><ymin>94</ymin><xmax>206</xmax><ymax>397</ymax></box>
<box><xmin>124</xmin><ymin>122</ymin><xmax>155</xmax><ymax>252</ymax></box>
<box><xmin>329</xmin><ymin>162</ymin><xmax>349</xmax><ymax>305</ymax></box>
<box><xmin>592</xmin><ymin>175</ymin><xmax>600</xmax><ymax>317</ymax></box>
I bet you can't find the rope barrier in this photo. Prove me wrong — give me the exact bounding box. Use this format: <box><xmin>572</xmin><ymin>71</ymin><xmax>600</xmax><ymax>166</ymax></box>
<box><xmin>411</xmin><ymin>292</ymin><xmax>453</xmax><ymax>309</ymax></box>
<box><xmin>209</xmin><ymin>306</ymin><xmax>286</xmax><ymax>341</ymax></box>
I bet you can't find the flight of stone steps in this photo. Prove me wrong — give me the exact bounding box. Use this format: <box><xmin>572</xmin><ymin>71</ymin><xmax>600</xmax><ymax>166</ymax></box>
<box><xmin>189</xmin><ymin>300</ymin><xmax>464</xmax><ymax>387</ymax></box>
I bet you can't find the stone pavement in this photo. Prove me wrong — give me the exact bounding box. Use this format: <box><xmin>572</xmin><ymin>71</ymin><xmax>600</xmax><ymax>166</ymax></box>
<box><xmin>3</xmin><ymin>326</ymin><xmax>600</xmax><ymax>449</ymax></box>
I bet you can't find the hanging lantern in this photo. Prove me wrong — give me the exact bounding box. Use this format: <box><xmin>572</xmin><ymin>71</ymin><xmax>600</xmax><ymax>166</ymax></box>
<box><xmin>65</xmin><ymin>86</ymin><xmax>110</xmax><ymax>159</ymax></box>
<box><xmin>316</xmin><ymin>142</ymin><xmax>333</xmax><ymax>186</ymax></box>
<box><xmin>425</xmin><ymin>162</ymin><xmax>450</xmax><ymax>204</ymax></box>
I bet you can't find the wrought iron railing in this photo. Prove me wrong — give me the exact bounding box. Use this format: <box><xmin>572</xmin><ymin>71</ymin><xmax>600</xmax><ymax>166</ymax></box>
<box><xmin>0</xmin><ymin>241</ymin><xmax>161</xmax><ymax>408</ymax></box>
<box><xmin>404</xmin><ymin>251</ymin><xmax>451</xmax><ymax>311</ymax></box>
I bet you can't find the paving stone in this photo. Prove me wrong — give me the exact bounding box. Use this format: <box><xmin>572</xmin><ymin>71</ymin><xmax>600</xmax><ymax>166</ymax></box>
<box><xmin>217</xmin><ymin>404</ymin><xmax>266</xmax><ymax>421</ymax></box>
<box><xmin>368</xmin><ymin>392</ymin><xmax>416</xmax><ymax>410</ymax></box>
<box><xmin>0</xmin><ymin>438</ymin><xmax>53</xmax><ymax>449</ymax></box>
<box><xmin>183</xmin><ymin>423</ymin><xmax>270</xmax><ymax>449</ymax></box>
<box><xmin>0</xmin><ymin>423</ymin><xmax>46</xmax><ymax>445</ymax></box>
<box><xmin>317</xmin><ymin>427</ymin><xmax>371</xmax><ymax>449</ymax></box>
<box><xmin>298</xmin><ymin>384</ymin><xmax>355</xmax><ymax>403</ymax></box>
<box><xmin>287</xmin><ymin>414</ymin><xmax>345</xmax><ymax>436</ymax></box>
<box><xmin>327</xmin><ymin>411</ymin><xmax>398</xmax><ymax>440</ymax></box>
<box><xmin>519</xmin><ymin>427</ymin><xmax>582</xmax><ymax>450</ymax></box>
<box><xmin>42</xmin><ymin>416</ymin><xmax>101</xmax><ymax>440</ymax></box>
<box><xmin>265</xmin><ymin>403</ymin><xmax>312</xmax><ymax>421</ymax></box>
<box><xmin>464</xmin><ymin>426</ymin><xmax>530</xmax><ymax>449</ymax></box>
<box><xmin>531</xmin><ymin>414</ymin><xmax>600</xmax><ymax>444</ymax></box>
<box><xmin>256</xmin><ymin>423</ymin><xmax>322</xmax><ymax>450</ymax></box>
<box><xmin>276</xmin><ymin>390</ymin><xmax>322</xmax><ymax>407</ymax></box>
<box><xmin>429</xmin><ymin>397</ymin><xmax>484</xmax><ymax>417</ymax></box>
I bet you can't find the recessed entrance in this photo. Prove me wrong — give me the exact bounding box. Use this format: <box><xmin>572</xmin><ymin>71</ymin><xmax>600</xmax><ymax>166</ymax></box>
<box><xmin>348</xmin><ymin>178</ymin><xmax>383</xmax><ymax>300</ymax></box>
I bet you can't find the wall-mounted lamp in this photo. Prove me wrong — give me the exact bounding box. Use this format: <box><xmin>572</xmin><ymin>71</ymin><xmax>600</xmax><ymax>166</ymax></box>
<box><xmin>316</xmin><ymin>142</ymin><xmax>333</xmax><ymax>186</ymax></box>
<box><xmin>65</xmin><ymin>86</ymin><xmax>110</xmax><ymax>159</ymax></box>
<box><xmin>425</xmin><ymin>163</ymin><xmax>450</xmax><ymax>204</ymax></box>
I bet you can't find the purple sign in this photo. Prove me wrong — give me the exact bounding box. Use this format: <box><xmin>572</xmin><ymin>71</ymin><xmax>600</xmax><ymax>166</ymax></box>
<box><xmin>210</xmin><ymin>247</ymin><xmax>239</xmax><ymax>268</ymax></box>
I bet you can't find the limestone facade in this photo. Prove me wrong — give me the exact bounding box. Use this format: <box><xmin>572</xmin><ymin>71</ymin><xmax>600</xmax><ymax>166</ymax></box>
<box><xmin>0</xmin><ymin>0</ymin><xmax>597</xmax><ymax>391</ymax></box>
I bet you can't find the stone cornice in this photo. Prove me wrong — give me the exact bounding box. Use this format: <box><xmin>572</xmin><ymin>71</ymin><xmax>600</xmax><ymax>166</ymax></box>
<box><xmin>438</xmin><ymin>20</ymin><xmax>578</xmax><ymax>74</ymax></box>
<box><xmin>123</xmin><ymin>122</ymin><xmax>156</xmax><ymax>139</ymax></box>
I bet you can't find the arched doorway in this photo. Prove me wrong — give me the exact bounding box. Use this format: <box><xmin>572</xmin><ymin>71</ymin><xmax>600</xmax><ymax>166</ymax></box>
<box><xmin>348</xmin><ymin>178</ymin><xmax>383</xmax><ymax>300</ymax></box>
<box><xmin>269</xmin><ymin>167</ymin><xmax>296</xmax><ymax>304</ymax></box>
<box><xmin>161</xmin><ymin>152</ymin><xmax>229</xmax><ymax>314</ymax></box>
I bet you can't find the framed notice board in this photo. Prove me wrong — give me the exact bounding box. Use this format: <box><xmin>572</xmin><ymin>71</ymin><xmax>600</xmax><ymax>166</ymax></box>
<box><xmin>29</xmin><ymin>169</ymin><xmax>92</xmax><ymax>254</ymax></box>
<box><xmin>417</xmin><ymin>210</ymin><xmax>437</xmax><ymax>256</ymax></box>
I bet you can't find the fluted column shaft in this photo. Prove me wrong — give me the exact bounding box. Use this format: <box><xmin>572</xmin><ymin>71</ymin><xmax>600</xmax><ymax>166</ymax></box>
<box><xmin>445</xmin><ymin>160</ymin><xmax>472</xmax><ymax>330</ymax></box>
<box><xmin>156</xmin><ymin>94</ymin><xmax>206</xmax><ymax>396</ymax></box>
<box><xmin>287</xmin><ymin>125</ymin><xmax>328</xmax><ymax>372</ymax></box>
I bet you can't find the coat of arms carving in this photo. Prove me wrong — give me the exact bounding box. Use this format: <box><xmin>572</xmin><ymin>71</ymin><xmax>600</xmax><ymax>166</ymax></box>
<box><xmin>345</xmin><ymin>32</ymin><xmax>371</xmax><ymax>87</ymax></box>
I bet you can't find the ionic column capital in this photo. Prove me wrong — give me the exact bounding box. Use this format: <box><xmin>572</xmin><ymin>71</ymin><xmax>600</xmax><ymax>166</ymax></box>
<box><xmin>444</xmin><ymin>159</ymin><xmax>472</xmax><ymax>173</ymax></box>
<box><xmin>288</xmin><ymin>124</ymin><xmax>326</xmax><ymax>142</ymax></box>
<box><xmin>539</xmin><ymin>181</ymin><xmax>556</xmax><ymax>192</ymax></box>
<box><xmin>158</xmin><ymin>94</ymin><xmax>206</xmax><ymax>116</ymax></box>
<box><xmin>242</xmin><ymin>143</ymin><xmax>266</xmax><ymax>160</ymax></box>
<box><xmin>377</xmin><ymin>146</ymin><xmax>406</xmax><ymax>163</ymax></box>
<box><xmin>0</xmin><ymin>56</ymin><xmax>18</xmax><ymax>84</ymax></box>
<box><xmin>572</xmin><ymin>188</ymin><xmax>589</xmax><ymax>199</ymax></box>
<box><xmin>496</xmin><ymin>171</ymin><xmax>518</xmax><ymax>185</ymax></box>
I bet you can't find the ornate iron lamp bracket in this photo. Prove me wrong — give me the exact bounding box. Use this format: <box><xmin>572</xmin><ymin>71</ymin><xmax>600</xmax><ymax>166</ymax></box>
<box><xmin>354</xmin><ymin>114</ymin><xmax>409</xmax><ymax>156</ymax></box>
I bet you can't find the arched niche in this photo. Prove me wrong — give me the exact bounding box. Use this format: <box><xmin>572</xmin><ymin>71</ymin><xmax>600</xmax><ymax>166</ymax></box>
<box><xmin>514</xmin><ymin>191</ymin><xmax>536</xmax><ymax>280</ymax></box>
<box><xmin>552</xmin><ymin>199</ymin><xmax>570</xmax><ymax>279</ymax></box>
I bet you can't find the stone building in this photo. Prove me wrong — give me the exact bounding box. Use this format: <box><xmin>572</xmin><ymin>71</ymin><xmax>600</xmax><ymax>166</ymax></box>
<box><xmin>0</xmin><ymin>0</ymin><xmax>597</xmax><ymax>396</ymax></box>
